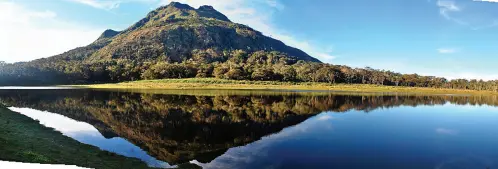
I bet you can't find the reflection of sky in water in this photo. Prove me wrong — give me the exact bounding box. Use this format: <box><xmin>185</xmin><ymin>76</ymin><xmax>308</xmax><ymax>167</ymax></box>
<box><xmin>9</xmin><ymin>103</ymin><xmax>498</xmax><ymax>169</ymax></box>
<box><xmin>193</xmin><ymin>104</ymin><xmax>498</xmax><ymax>169</ymax></box>
<box><xmin>8</xmin><ymin>107</ymin><xmax>172</xmax><ymax>168</ymax></box>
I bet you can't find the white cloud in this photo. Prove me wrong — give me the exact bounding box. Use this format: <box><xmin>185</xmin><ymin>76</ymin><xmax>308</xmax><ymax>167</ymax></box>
<box><xmin>437</xmin><ymin>0</ymin><xmax>466</xmax><ymax>25</ymax></box>
<box><xmin>69</xmin><ymin>0</ymin><xmax>121</xmax><ymax>10</ymax></box>
<box><xmin>443</xmin><ymin>72</ymin><xmax>498</xmax><ymax>80</ymax></box>
<box><xmin>317</xmin><ymin>114</ymin><xmax>335</xmax><ymax>121</ymax></box>
<box><xmin>344</xmin><ymin>58</ymin><xmax>498</xmax><ymax>81</ymax></box>
<box><xmin>473</xmin><ymin>0</ymin><xmax>498</xmax><ymax>3</ymax></box>
<box><xmin>266</xmin><ymin>0</ymin><xmax>284</xmax><ymax>11</ymax></box>
<box><xmin>437</xmin><ymin>48</ymin><xmax>457</xmax><ymax>54</ymax></box>
<box><xmin>438</xmin><ymin>0</ymin><xmax>461</xmax><ymax>11</ymax></box>
<box><xmin>68</xmin><ymin>0</ymin><xmax>158</xmax><ymax>10</ymax></box>
<box><xmin>0</xmin><ymin>2</ymin><xmax>102</xmax><ymax>63</ymax></box>
<box><xmin>436</xmin><ymin>0</ymin><xmax>498</xmax><ymax>29</ymax></box>
<box><xmin>158</xmin><ymin>0</ymin><xmax>336</xmax><ymax>63</ymax></box>
<box><xmin>401</xmin><ymin>66</ymin><xmax>498</xmax><ymax>81</ymax></box>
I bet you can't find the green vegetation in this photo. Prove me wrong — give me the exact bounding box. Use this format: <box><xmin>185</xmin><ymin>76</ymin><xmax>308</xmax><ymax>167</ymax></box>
<box><xmin>0</xmin><ymin>104</ymin><xmax>154</xmax><ymax>169</ymax></box>
<box><xmin>74</xmin><ymin>78</ymin><xmax>498</xmax><ymax>95</ymax></box>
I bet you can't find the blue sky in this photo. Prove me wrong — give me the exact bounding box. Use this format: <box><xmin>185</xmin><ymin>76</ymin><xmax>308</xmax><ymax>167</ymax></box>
<box><xmin>1</xmin><ymin>0</ymin><xmax>498</xmax><ymax>80</ymax></box>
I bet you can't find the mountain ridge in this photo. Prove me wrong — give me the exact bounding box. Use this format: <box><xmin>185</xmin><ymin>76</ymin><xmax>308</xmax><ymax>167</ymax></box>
<box><xmin>85</xmin><ymin>2</ymin><xmax>320</xmax><ymax>63</ymax></box>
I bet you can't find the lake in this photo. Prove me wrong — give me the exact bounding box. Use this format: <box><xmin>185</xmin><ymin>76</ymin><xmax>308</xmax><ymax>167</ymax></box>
<box><xmin>1</xmin><ymin>89</ymin><xmax>498</xmax><ymax>169</ymax></box>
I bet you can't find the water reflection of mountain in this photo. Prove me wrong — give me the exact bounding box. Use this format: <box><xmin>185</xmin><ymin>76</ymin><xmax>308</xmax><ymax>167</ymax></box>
<box><xmin>0</xmin><ymin>90</ymin><xmax>497</xmax><ymax>165</ymax></box>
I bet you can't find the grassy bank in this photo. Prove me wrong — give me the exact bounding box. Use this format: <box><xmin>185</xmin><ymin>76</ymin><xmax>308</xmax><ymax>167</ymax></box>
<box><xmin>0</xmin><ymin>105</ymin><xmax>155</xmax><ymax>169</ymax></box>
<box><xmin>73</xmin><ymin>78</ymin><xmax>498</xmax><ymax>96</ymax></box>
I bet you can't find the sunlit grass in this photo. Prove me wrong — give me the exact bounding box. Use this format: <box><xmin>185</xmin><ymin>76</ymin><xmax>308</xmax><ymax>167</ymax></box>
<box><xmin>71</xmin><ymin>78</ymin><xmax>498</xmax><ymax>96</ymax></box>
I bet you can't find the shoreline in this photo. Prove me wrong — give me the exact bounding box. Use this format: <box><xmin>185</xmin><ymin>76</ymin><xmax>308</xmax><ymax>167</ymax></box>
<box><xmin>0</xmin><ymin>105</ymin><xmax>154</xmax><ymax>169</ymax></box>
<box><xmin>68</xmin><ymin>78</ymin><xmax>498</xmax><ymax>96</ymax></box>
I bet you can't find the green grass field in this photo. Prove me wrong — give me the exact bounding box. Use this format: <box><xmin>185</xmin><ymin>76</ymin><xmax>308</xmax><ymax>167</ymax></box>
<box><xmin>72</xmin><ymin>78</ymin><xmax>498</xmax><ymax>96</ymax></box>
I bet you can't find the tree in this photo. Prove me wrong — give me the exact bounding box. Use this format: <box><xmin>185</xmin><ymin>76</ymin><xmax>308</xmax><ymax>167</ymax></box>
<box><xmin>228</xmin><ymin>50</ymin><xmax>247</xmax><ymax>64</ymax></box>
<box><xmin>314</xmin><ymin>66</ymin><xmax>337</xmax><ymax>83</ymax></box>
<box><xmin>225</xmin><ymin>67</ymin><xmax>246</xmax><ymax>80</ymax></box>
<box><xmin>251</xmin><ymin>68</ymin><xmax>275</xmax><ymax>81</ymax></box>
<box><xmin>278</xmin><ymin>65</ymin><xmax>297</xmax><ymax>82</ymax></box>
<box><xmin>213</xmin><ymin>64</ymin><xmax>229</xmax><ymax>79</ymax></box>
<box><xmin>196</xmin><ymin>64</ymin><xmax>214</xmax><ymax>78</ymax></box>
<box><xmin>141</xmin><ymin>62</ymin><xmax>197</xmax><ymax>80</ymax></box>
<box><xmin>340</xmin><ymin>66</ymin><xmax>355</xmax><ymax>84</ymax></box>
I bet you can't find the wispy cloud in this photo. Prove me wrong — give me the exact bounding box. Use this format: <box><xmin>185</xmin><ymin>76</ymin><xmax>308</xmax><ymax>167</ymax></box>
<box><xmin>0</xmin><ymin>2</ymin><xmax>102</xmax><ymax>63</ymax></box>
<box><xmin>266</xmin><ymin>0</ymin><xmax>285</xmax><ymax>11</ymax></box>
<box><xmin>436</xmin><ymin>0</ymin><xmax>498</xmax><ymax>29</ymax></box>
<box><xmin>437</xmin><ymin>0</ymin><xmax>466</xmax><ymax>25</ymax></box>
<box><xmin>317</xmin><ymin>114</ymin><xmax>335</xmax><ymax>121</ymax></box>
<box><xmin>473</xmin><ymin>0</ymin><xmax>498</xmax><ymax>3</ymax></box>
<box><xmin>438</xmin><ymin>0</ymin><xmax>461</xmax><ymax>11</ymax></box>
<box><xmin>437</xmin><ymin>48</ymin><xmax>458</xmax><ymax>54</ymax></box>
<box><xmin>444</xmin><ymin>72</ymin><xmax>498</xmax><ymax>80</ymax></box>
<box><xmin>68</xmin><ymin>0</ymin><xmax>156</xmax><ymax>10</ymax></box>
<box><xmin>68</xmin><ymin>0</ymin><xmax>121</xmax><ymax>10</ymax></box>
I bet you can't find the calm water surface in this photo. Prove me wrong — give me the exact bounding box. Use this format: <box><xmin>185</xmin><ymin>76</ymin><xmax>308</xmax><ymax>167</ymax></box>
<box><xmin>0</xmin><ymin>89</ymin><xmax>497</xmax><ymax>169</ymax></box>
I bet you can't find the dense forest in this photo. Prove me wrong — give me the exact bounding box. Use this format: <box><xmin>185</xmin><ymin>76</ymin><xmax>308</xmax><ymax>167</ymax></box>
<box><xmin>1</xmin><ymin>2</ymin><xmax>497</xmax><ymax>92</ymax></box>
<box><xmin>2</xmin><ymin>52</ymin><xmax>498</xmax><ymax>92</ymax></box>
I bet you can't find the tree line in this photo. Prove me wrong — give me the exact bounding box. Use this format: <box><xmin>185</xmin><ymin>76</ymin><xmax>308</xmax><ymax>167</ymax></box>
<box><xmin>1</xmin><ymin>50</ymin><xmax>498</xmax><ymax>92</ymax></box>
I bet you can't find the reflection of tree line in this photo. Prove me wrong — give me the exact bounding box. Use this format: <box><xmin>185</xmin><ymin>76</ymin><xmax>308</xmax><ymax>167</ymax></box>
<box><xmin>0</xmin><ymin>90</ymin><xmax>497</xmax><ymax>164</ymax></box>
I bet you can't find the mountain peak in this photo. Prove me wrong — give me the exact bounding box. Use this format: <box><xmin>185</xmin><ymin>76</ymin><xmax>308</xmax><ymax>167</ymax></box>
<box><xmin>100</xmin><ymin>29</ymin><xmax>119</xmax><ymax>38</ymax></box>
<box><xmin>136</xmin><ymin>2</ymin><xmax>231</xmax><ymax>24</ymax></box>
<box><xmin>196</xmin><ymin>5</ymin><xmax>230</xmax><ymax>22</ymax></box>
<box><xmin>167</xmin><ymin>1</ymin><xmax>194</xmax><ymax>10</ymax></box>
<box><xmin>96</xmin><ymin>29</ymin><xmax>119</xmax><ymax>41</ymax></box>
<box><xmin>198</xmin><ymin>5</ymin><xmax>215</xmax><ymax>10</ymax></box>
<box><xmin>158</xmin><ymin>2</ymin><xmax>230</xmax><ymax>22</ymax></box>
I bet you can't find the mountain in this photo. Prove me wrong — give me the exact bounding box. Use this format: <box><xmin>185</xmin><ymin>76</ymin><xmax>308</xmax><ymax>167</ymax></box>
<box><xmin>40</xmin><ymin>2</ymin><xmax>319</xmax><ymax>64</ymax></box>
<box><xmin>87</xmin><ymin>2</ymin><xmax>320</xmax><ymax>63</ymax></box>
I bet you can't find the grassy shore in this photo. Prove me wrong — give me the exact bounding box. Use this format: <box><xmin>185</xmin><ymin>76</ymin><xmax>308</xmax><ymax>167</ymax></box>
<box><xmin>0</xmin><ymin>105</ymin><xmax>156</xmax><ymax>169</ymax></box>
<box><xmin>73</xmin><ymin>78</ymin><xmax>498</xmax><ymax>96</ymax></box>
